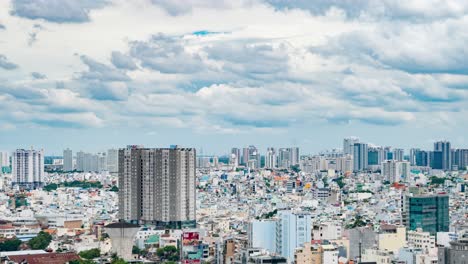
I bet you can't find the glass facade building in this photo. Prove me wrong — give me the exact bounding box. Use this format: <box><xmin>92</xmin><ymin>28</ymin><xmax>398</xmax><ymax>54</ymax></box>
<box><xmin>405</xmin><ymin>195</ymin><xmax>449</xmax><ymax>235</ymax></box>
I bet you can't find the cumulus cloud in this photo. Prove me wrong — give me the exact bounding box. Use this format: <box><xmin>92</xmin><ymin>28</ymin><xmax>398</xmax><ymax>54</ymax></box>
<box><xmin>150</xmin><ymin>0</ymin><xmax>250</xmax><ymax>16</ymax></box>
<box><xmin>31</xmin><ymin>72</ymin><xmax>47</xmax><ymax>79</ymax></box>
<box><xmin>265</xmin><ymin>0</ymin><xmax>468</xmax><ymax>21</ymax></box>
<box><xmin>1</xmin><ymin>0</ymin><xmax>468</xmax><ymax>146</ymax></box>
<box><xmin>10</xmin><ymin>0</ymin><xmax>109</xmax><ymax>23</ymax></box>
<box><xmin>111</xmin><ymin>51</ymin><xmax>137</xmax><ymax>70</ymax></box>
<box><xmin>0</xmin><ymin>54</ymin><xmax>18</xmax><ymax>70</ymax></box>
<box><xmin>79</xmin><ymin>55</ymin><xmax>130</xmax><ymax>82</ymax></box>
<box><xmin>129</xmin><ymin>34</ymin><xmax>205</xmax><ymax>74</ymax></box>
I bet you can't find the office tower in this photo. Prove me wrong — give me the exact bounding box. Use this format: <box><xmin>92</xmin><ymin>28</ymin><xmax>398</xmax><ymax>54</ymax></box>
<box><xmin>368</xmin><ymin>146</ymin><xmax>384</xmax><ymax>166</ymax></box>
<box><xmin>431</xmin><ymin>151</ymin><xmax>443</xmax><ymax>170</ymax></box>
<box><xmin>243</xmin><ymin>145</ymin><xmax>261</xmax><ymax>169</ymax></box>
<box><xmin>410</xmin><ymin>149</ymin><xmax>430</xmax><ymax>167</ymax></box>
<box><xmin>438</xmin><ymin>231</ymin><xmax>468</xmax><ymax>264</ymax></box>
<box><xmin>393</xmin><ymin>148</ymin><xmax>404</xmax><ymax>161</ymax></box>
<box><xmin>63</xmin><ymin>148</ymin><xmax>73</xmax><ymax>171</ymax></box>
<box><xmin>353</xmin><ymin>143</ymin><xmax>368</xmax><ymax>171</ymax></box>
<box><xmin>107</xmin><ymin>148</ymin><xmax>119</xmax><ymax>173</ymax></box>
<box><xmin>265</xmin><ymin>147</ymin><xmax>276</xmax><ymax>168</ymax></box>
<box><xmin>434</xmin><ymin>141</ymin><xmax>451</xmax><ymax>170</ymax></box>
<box><xmin>403</xmin><ymin>194</ymin><xmax>449</xmax><ymax>235</ymax></box>
<box><xmin>76</xmin><ymin>151</ymin><xmax>85</xmax><ymax>171</ymax></box>
<box><xmin>278</xmin><ymin>148</ymin><xmax>291</xmax><ymax>168</ymax></box>
<box><xmin>276</xmin><ymin>210</ymin><xmax>312</xmax><ymax>262</ymax></box>
<box><xmin>382</xmin><ymin>160</ymin><xmax>410</xmax><ymax>183</ymax></box>
<box><xmin>118</xmin><ymin>145</ymin><xmax>196</xmax><ymax>228</ymax></box>
<box><xmin>231</xmin><ymin>148</ymin><xmax>241</xmax><ymax>166</ymax></box>
<box><xmin>12</xmin><ymin>149</ymin><xmax>44</xmax><ymax>189</ymax></box>
<box><xmin>409</xmin><ymin>148</ymin><xmax>430</xmax><ymax>166</ymax></box>
<box><xmin>242</xmin><ymin>147</ymin><xmax>249</xmax><ymax>165</ymax></box>
<box><xmin>343</xmin><ymin>137</ymin><xmax>359</xmax><ymax>155</ymax></box>
<box><xmin>383</xmin><ymin>146</ymin><xmax>392</xmax><ymax>160</ymax></box>
<box><xmin>454</xmin><ymin>149</ymin><xmax>468</xmax><ymax>170</ymax></box>
<box><xmin>289</xmin><ymin>147</ymin><xmax>300</xmax><ymax>166</ymax></box>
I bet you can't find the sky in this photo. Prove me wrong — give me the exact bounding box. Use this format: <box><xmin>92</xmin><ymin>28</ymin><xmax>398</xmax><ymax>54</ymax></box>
<box><xmin>1</xmin><ymin>0</ymin><xmax>468</xmax><ymax>155</ymax></box>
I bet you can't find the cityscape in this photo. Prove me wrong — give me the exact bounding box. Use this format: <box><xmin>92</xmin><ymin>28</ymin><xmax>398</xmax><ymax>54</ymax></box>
<box><xmin>1</xmin><ymin>0</ymin><xmax>468</xmax><ymax>264</ymax></box>
<box><xmin>0</xmin><ymin>138</ymin><xmax>467</xmax><ymax>263</ymax></box>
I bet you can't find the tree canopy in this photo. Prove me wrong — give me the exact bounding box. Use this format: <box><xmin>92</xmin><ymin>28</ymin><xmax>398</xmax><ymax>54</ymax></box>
<box><xmin>28</xmin><ymin>231</ymin><xmax>52</xmax><ymax>250</ymax></box>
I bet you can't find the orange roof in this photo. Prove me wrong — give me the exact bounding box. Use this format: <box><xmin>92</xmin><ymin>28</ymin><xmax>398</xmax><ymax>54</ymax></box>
<box><xmin>8</xmin><ymin>252</ymin><xmax>80</xmax><ymax>264</ymax></box>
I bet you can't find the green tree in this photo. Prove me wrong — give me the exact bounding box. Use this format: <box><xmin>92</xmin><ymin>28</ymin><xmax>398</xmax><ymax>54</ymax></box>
<box><xmin>43</xmin><ymin>183</ymin><xmax>59</xmax><ymax>192</ymax></box>
<box><xmin>79</xmin><ymin>248</ymin><xmax>101</xmax><ymax>259</ymax></box>
<box><xmin>0</xmin><ymin>238</ymin><xmax>22</xmax><ymax>251</ymax></box>
<box><xmin>132</xmin><ymin>245</ymin><xmax>141</xmax><ymax>255</ymax></box>
<box><xmin>28</xmin><ymin>231</ymin><xmax>52</xmax><ymax>250</ymax></box>
<box><xmin>335</xmin><ymin>177</ymin><xmax>346</xmax><ymax>189</ymax></box>
<box><xmin>111</xmin><ymin>258</ymin><xmax>127</xmax><ymax>264</ymax></box>
<box><xmin>110</xmin><ymin>186</ymin><xmax>119</xmax><ymax>192</ymax></box>
<box><xmin>290</xmin><ymin>165</ymin><xmax>301</xmax><ymax>173</ymax></box>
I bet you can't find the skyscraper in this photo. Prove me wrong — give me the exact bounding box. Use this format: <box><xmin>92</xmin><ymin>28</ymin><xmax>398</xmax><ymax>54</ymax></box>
<box><xmin>410</xmin><ymin>149</ymin><xmax>430</xmax><ymax>167</ymax></box>
<box><xmin>368</xmin><ymin>146</ymin><xmax>384</xmax><ymax>166</ymax></box>
<box><xmin>0</xmin><ymin>151</ymin><xmax>9</xmax><ymax>168</ymax></box>
<box><xmin>243</xmin><ymin>145</ymin><xmax>261</xmax><ymax>169</ymax></box>
<box><xmin>107</xmin><ymin>148</ymin><xmax>119</xmax><ymax>173</ymax></box>
<box><xmin>434</xmin><ymin>141</ymin><xmax>451</xmax><ymax>170</ymax></box>
<box><xmin>118</xmin><ymin>145</ymin><xmax>196</xmax><ymax>228</ymax></box>
<box><xmin>63</xmin><ymin>148</ymin><xmax>73</xmax><ymax>171</ymax></box>
<box><xmin>231</xmin><ymin>148</ymin><xmax>241</xmax><ymax>166</ymax></box>
<box><xmin>278</xmin><ymin>148</ymin><xmax>291</xmax><ymax>168</ymax></box>
<box><xmin>289</xmin><ymin>147</ymin><xmax>300</xmax><ymax>166</ymax></box>
<box><xmin>353</xmin><ymin>143</ymin><xmax>368</xmax><ymax>171</ymax></box>
<box><xmin>242</xmin><ymin>147</ymin><xmax>250</xmax><ymax>165</ymax></box>
<box><xmin>393</xmin><ymin>148</ymin><xmax>404</xmax><ymax>161</ymax></box>
<box><xmin>265</xmin><ymin>147</ymin><xmax>276</xmax><ymax>168</ymax></box>
<box><xmin>403</xmin><ymin>194</ymin><xmax>449</xmax><ymax>235</ymax></box>
<box><xmin>97</xmin><ymin>152</ymin><xmax>107</xmax><ymax>172</ymax></box>
<box><xmin>343</xmin><ymin>137</ymin><xmax>359</xmax><ymax>155</ymax></box>
<box><xmin>453</xmin><ymin>149</ymin><xmax>468</xmax><ymax>170</ymax></box>
<box><xmin>76</xmin><ymin>151</ymin><xmax>85</xmax><ymax>171</ymax></box>
<box><xmin>12</xmin><ymin>148</ymin><xmax>44</xmax><ymax>189</ymax></box>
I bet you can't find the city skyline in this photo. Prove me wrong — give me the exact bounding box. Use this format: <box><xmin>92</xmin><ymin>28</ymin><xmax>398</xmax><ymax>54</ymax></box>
<box><xmin>1</xmin><ymin>1</ymin><xmax>468</xmax><ymax>154</ymax></box>
<box><xmin>0</xmin><ymin>136</ymin><xmax>465</xmax><ymax>157</ymax></box>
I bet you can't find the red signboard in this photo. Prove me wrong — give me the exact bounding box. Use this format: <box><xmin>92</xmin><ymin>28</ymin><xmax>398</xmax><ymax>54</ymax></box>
<box><xmin>182</xmin><ymin>232</ymin><xmax>200</xmax><ymax>246</ymax></box>
<box><xmin>183</xmin><ymin>260</ymin><xmax>201</xmax><ymax>264</ymax></box>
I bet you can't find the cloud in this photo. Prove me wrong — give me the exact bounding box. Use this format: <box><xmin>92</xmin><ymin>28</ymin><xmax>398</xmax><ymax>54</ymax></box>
<box><xmin>129</xmin><ymin>34</ymin><xmax>205</xmax><ymax>74</ymax></box>
<box><xmin>150</xmin><ymin>0</ymin><xmax>248</xmax><ymax>16</ymax></box>
<box><xmin>265</xmin><ymin>0</ymin><xmax>468</xmax><ymax>21</ymax></box>
<box><xmin>31</xmin><ymin>72</ymin><xmax>47</xmax><ymax>79</ymax></box>
<box><xmin>205</xmin><ymin>42</ymin><xmax>289</xmax><ymax>77</ymax></box>
<box><xmin>33</xmin><ymin>112</ymin><xmax>103</xmax><ymax>128</ymax></box>
<box><xmin>87</xmin><ymin>81</ymin><xmax>129</xmax><ymax>101</ymax></box>
<box><xmin>111</xmin><ymin>51</ymin><xmax>137</xmax><ymax>70</ymax></box>
<box><xmin>10</xmin><ymin>0</ymin><xmax>109</xmax><ymax>23</ymax></box>
<box><xmin>79</xmin><ymin>55</ymin><xmax>130</xmax><ymax>82</ymax></box>
<box><xmin>0</xmin><ymin>54</ymin><xmax>18</xmax><ymax>70</ymax></box>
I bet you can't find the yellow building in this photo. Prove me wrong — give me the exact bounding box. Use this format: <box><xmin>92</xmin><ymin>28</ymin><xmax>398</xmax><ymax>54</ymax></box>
<box><xmin>294</xmin><ymin>242</ymin><xmax>322</xmax><ymax>264</ymax></box>
<box><xmin>378</xmin><ymin>225</ymin><xmax>406</xmax><ymax>254</ymax></box>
